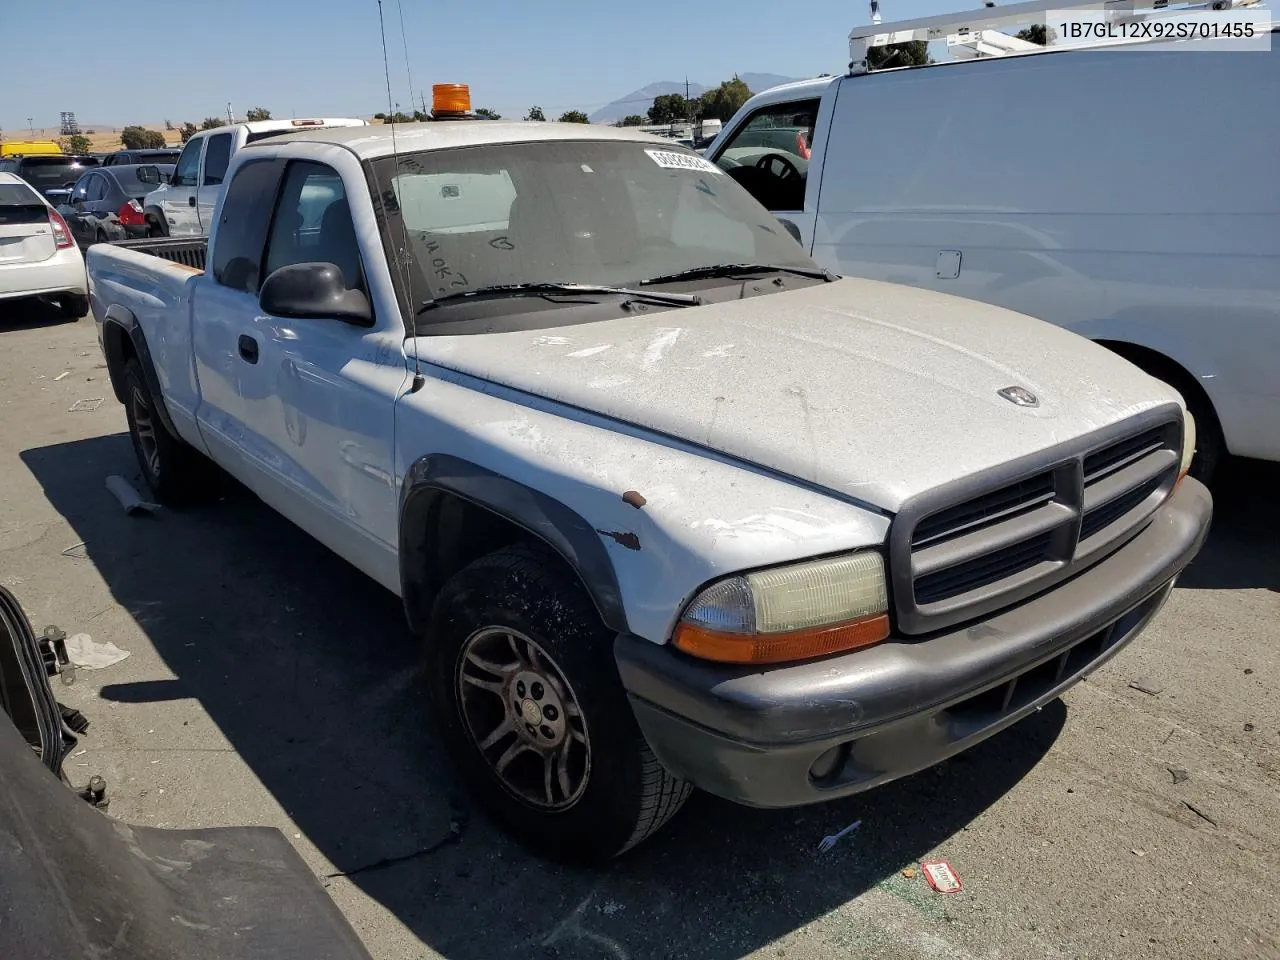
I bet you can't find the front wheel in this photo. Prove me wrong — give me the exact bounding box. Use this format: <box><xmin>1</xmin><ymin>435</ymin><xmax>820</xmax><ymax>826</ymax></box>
<box><xmin>426</xmin><ymin>546</ymin><xmax>691</xmax><ymax>863</ymax></box>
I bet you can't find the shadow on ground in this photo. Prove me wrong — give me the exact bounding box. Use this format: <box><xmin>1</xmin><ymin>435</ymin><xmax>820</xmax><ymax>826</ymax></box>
<box><xmin>0</xmin><ymin>296</ymin><xmax>82</xmax><ymax>332</ymax></box>
<box><xmin>1179</xmin><ymin>458</ymin><xmax>1280</xmax><ymax>591</ymax></box>
<box><xmin>22</xmin><ymin>433</ymin><xmax>1072</xmax><ymax>959</ymax></box>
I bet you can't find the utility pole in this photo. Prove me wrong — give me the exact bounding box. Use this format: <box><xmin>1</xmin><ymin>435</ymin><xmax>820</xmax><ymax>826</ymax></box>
<box><xmin>28</xmin><ymin>117</ymin><xmax>35</xmax><ymax>136</ymax></box>
<box><xmin>226</xmin><ymin>101</ymin><xmax>234</xmax><ymax>125</ymax></box>
<box><xmin>685</xmin><ymin>77</ymin><xmax>692</xmax><ymax>127</ymax></box>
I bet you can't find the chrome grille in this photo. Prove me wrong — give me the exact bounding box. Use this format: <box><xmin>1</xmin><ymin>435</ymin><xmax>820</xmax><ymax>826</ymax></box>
<box><xmin>890</xmin><ymin>409</ymin><xmax>1182</xmax><ymax>635</ymax></box>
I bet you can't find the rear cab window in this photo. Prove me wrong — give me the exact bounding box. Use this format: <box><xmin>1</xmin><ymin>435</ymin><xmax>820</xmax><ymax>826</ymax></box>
<box><xmin>203</xmin><ymin>134</ymin><xmax>233</xmax><ymax>186</ymax></box>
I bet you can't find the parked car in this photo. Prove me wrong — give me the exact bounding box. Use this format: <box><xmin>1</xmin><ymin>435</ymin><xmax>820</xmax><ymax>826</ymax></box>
<box><xmin>57</xmin><ymin>164</ymin><xmax>174</xmax><ymax>247</ymax></box>
<box><xmin>703</xmin><ymin>4</ymin><xmax>1280</xmax><ymax>482</ymax></box>
<box><xmin>88</xmin><ymin>116</ymin><xmax>1210</xmax><ymax>863</ymax></box>
<box><xmin>0</xmin><ymin>155</ymin><xmax>100</xmax><ymax>204</ymax></box>
<box><xmin>0</xmin><ymin>172</ymin><xmax>87</xmax><ymax>318</ymax></box>
<box><xmin>100</xmin><ymin>148</ymin><xmax>181</xmax><ymax>167</ymax></box>
<box><xmin>142</xmin><ymin>117</ymin><xmax>367</xmax><ymax>237</ymax></box>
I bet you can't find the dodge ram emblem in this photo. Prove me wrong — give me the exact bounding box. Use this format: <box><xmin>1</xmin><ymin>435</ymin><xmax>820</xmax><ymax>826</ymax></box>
<box><xmin>998</xmin><ymin>385</ymin><xmax>1039</xmax><ymax>407</ymax></box>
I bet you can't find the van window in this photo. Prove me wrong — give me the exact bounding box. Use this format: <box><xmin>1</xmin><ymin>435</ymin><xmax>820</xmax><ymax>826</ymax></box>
<box><xmin>712</xmin><ymin>99</ymin><xmax>821</xmax><ymax>213</ymax></box>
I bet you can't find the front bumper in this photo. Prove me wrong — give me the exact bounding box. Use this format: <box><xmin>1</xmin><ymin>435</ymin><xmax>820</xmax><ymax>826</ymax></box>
<box><xmin>616</xmin><ymin>477</ymin><xmax>1212</xmax><ymax>808</ymax></box>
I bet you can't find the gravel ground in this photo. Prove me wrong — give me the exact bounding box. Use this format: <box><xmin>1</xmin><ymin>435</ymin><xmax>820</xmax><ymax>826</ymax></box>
<box><xmin>2</xmin><ymin>304</ymin><xmax>1278</xmax><ymax>960</ymax></box>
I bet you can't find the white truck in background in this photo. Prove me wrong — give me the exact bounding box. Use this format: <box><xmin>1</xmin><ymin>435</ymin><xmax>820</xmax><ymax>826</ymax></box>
<box><xmin>142</xmin><ymin>117</ymin><xmax>367</xmax><ymax>238</ymax></box>
<box><xmin>87</xmin><ymin>112</ymin><xmax>1210</xmax><ymax>863</ymax></box>
<box><xmin>704</xmin><ymin>0</ymin><xmax>1279</xmax><ymax>481</ymax></box>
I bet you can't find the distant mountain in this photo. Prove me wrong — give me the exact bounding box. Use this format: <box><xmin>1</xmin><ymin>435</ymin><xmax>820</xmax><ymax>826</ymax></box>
<box><xmin>589</xmin><ymin>73</ymin><xmax>805</xmax><ymax>124</ymax></box>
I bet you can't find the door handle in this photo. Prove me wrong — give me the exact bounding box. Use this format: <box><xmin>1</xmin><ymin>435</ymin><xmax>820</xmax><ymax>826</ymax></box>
<box><xmin>188</xmin><ymin>196</ymin><xmax>196</xmax><ymax>207</ymax></box>
<box><xmin>237</xmin><ymin>335</ymin><xmax>259</xmax><ymax>364</ymax></box>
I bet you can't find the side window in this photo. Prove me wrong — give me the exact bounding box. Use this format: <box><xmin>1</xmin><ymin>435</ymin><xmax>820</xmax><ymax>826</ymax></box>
<box><xmin>711</xmin><ymin>99</ymin><xmax>821</xmax><ymax>212</ymax></box>
<box><xmin>264</xmin><ymin>161</ymin><xmax>364</xmax><ymax>292</ymax></box>
<box><xmin>172</xmin><ymin>138</ymin><xmax>202</xmax><ymax>187</ymax></box>
<box><xmin>202</xmin><ymin>133</ymin><xmax>232</xmax><ymax>186</ymax></box>
<box><xmin>70</xmin><ymin>174</ymin><xmax>94</xmax><ymax>203</ymax></box>
<box><xmin>210</xmin><ymin>159</ymin><xmax>285</xmax><ymax>293</ymax></box>
<box><xmin>84</xmin><ymin>174</ymin><xmax>106</xmax><ymax>202</ymax></box>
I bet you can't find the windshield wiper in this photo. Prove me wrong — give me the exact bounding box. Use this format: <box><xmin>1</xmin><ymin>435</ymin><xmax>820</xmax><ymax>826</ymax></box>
<box><xmin>640</xmin><ymin>263</ymin><xmax>836</xmax><ymax>285</ymax></box>
<box><xmin>419</xmin><ymin>282</ymin><xmax>701</xmax><ymax>315</ymax></box>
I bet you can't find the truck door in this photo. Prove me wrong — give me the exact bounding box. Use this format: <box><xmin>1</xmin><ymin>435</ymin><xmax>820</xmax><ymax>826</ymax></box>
<box><xmin>707</xmin><ymin>97</ymin><xmax>823</xmax><ymax>250</ymax></box>
<box><xmin>228</xmin><ymin>159</ymin><xmax>407</xmax><ymax>591</ymax></box>
<box><xmin>163</xmin><ymin>136</ymin><xmax>203</xmax><ymax>236</ymax></box>
<box><xmin>197</xmin><ymin>132</ymin><xmax>232</xmax><ymax>233</ymax></box>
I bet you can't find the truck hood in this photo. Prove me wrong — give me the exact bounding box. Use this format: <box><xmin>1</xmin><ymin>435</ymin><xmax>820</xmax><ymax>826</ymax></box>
<box><xmin>412</xmin><ymin>278</ymin><xmax>1178</xmax><ymax>512</ymax></box>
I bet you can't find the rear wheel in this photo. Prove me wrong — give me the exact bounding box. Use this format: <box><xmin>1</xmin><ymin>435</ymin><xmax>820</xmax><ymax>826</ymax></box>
<box><xmin>145</xmin><ymin>213</ymin><xmax>167</xmax><ymax>238</ymax></box>
<box><xmin>122</xmin><ymin>358</ymin><xmax>210</xmax><ymax>504</ymax></box>
<box><xmin>426</xmin><ymin>546</ymin><xmax>691</xmax><ymax>863</ymax></box>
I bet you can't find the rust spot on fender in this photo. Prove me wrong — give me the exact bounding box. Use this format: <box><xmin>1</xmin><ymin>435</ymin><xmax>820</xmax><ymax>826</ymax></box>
<box><xmin>596</xmin><ymin>529</ymin><xmax>641</xmax><ymax>551</ymax></box>
<box><xmin>621</xmin><ymin>490</ymin><xmax>647</xmax><ymax>509</ymax></box>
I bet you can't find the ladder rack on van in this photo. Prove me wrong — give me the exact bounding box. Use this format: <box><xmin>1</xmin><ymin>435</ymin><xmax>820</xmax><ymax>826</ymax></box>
<box><xmin>849</xmin><ymin>0</ymin><xmax>1267</xmax><ymax>72</ymax></box>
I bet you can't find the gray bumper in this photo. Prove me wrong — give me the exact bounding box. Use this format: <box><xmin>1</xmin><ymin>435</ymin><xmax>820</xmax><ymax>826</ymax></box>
<box><xmin>615</xmin><ymin>477</ymin><xmax>1212</xmax><ymax>808</ymax></box>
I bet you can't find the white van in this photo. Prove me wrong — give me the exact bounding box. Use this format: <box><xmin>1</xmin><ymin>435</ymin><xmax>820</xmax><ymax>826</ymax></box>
<box><xmin>143</xmin><ymin>118</ymin><xmax>367</xmax><ymax>238</ymax></box>
<box><xmin>705</xmin><ymin>1</ymin><xmax>1279</xmax><ymax>479</ymax></box>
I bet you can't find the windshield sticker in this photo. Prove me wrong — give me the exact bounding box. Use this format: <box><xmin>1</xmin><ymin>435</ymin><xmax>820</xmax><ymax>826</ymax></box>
<box><xmin>645</xmin><ymin>149</ymin><xmax>724</xmax><ymax>175</ymax></box>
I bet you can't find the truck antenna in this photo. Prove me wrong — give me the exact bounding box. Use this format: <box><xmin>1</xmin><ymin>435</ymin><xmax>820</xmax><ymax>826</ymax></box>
<box><xmin>377</xmin><ymin>0</ymin><xmax>425</xmax><ymax>392</ymax></box>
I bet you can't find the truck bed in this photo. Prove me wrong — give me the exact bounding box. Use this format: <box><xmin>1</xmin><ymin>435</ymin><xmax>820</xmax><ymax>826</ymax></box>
<box><xmin>112</xmin><ymin>236</ymin><xmax>207</xmax><ymax>272</ymax></box>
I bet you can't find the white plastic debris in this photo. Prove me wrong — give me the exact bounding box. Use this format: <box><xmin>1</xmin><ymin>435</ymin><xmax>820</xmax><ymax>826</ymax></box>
<box><xmin>53</xmin><ymin>371</ymin><xmax>71</xmax><ymax>381</ymax></box>
<box><xmin>65</xmin><ymin>633</ymin><xmax>131</xmax><ymax>669</ymax></box>
<box><xmin>816</xmin><ymin>819</ymin><xmax>863</xmax><ymax>854</ymax></box>
<box><xmin>69</xmin><ymin>398</ymin><xmax>104</xmax><ymax>412</ymax></box>
<box><xmin>106</xmin><ymin>475</ymin><xmax>160</xmax><ymax>515</ymax></box>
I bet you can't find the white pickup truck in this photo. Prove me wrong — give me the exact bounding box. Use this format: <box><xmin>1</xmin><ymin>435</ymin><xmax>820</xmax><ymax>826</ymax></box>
<box><xmin>87</xmin><ymin>120</ymin><xmax>1211</xmax><ymax>863</ymax></box>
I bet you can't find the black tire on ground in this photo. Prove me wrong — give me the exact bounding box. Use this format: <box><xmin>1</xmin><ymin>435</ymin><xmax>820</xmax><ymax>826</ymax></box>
<box><xmin>122</xmin><ymin>357</ymin><xmax>211</xmax><ymax>504</ymax></box>
<box><xmin>95</xmin><ymin>229</ymin><xmax>107</xmax><ymax>244</ymax></box>
<box><xmin>1137</xmin><ymin>358</ymin><xmax>1223</xmax><ymax>485</ymax></box>
<box><xmin>426</xmin><ymin>545</ymin><xmax>691</xmax><ymax>863</ymax></box>
<box><xmin>59</xmin><ymin>294</ymin><xmax>89</xmax><ymax>319</ymax></box>
<box><xmin>145</xmin><ymin>214</ymin><xmax>167</xmax><ymax>238</ymax></box>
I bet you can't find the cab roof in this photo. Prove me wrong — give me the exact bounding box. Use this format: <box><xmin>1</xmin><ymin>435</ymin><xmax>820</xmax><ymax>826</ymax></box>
<box><xmin>241</xmin><ymin>121</ymin><xmax>674</xmax><ymax>160</ymax></box>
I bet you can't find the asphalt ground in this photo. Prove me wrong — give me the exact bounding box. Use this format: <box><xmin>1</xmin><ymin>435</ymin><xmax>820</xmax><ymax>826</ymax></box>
<box><xmin>2</xmin><ymin>302</ymin><xmax>1277</xmax><ymax>959</ymax></box>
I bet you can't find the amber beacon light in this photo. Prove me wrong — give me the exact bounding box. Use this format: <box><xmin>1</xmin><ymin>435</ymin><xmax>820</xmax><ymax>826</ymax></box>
<box><xmin>432</xmin><ymin>83</ymin><xmax>473</xmax><ymax>118</ymax></box>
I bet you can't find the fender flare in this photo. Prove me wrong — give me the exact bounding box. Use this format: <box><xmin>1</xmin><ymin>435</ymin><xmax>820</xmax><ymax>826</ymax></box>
<box><xmin>399</xmin><ymin>454</ymin><xmax>628</xmax><ymax>636</ymax></box>
<box><xmin>100</xmin><ymin>305</ymin><xmax>179</xmax><ymax>438</ymax></box>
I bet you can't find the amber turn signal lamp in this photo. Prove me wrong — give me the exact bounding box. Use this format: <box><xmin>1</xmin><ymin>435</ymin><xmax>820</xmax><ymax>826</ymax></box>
<box><xmin>673</xmin><ymin>614</ymin><xmax>890</xmax><ymax>665</ymax></box>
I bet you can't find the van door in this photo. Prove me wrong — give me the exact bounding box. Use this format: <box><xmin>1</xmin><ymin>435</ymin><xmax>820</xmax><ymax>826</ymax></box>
<box><xmin>163</xmin><ymin>136</ymin><xmax>204</xmax><ymax>236</ymax></box>
<box><xmin>708</xmin><ymin>98</ymin><xmax>823</xmax><ymax>249</ymax></box>
<box><xmin>197</xmin><ymin>132</ymin><xmax>233</xmax><ymax>233</ymax></box>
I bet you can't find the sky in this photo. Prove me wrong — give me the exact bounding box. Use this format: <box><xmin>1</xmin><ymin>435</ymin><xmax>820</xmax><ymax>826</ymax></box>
<box><xmin>0</xmin><ymin>0</ymin><xmax>957</xmax><ymax>132</ymax></box>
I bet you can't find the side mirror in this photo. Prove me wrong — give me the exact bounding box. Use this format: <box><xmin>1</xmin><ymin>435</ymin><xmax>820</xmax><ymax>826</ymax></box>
<box><xmin>259</xmin><ymin>262</ymin><xmax>373</xmax><ymax>326</ymax></box>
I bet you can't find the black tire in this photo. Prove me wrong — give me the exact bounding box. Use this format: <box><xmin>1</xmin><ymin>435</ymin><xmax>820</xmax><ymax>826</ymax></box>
<box><xmin>145</xmin><ymin>213</ymin><xmax>167</xmax><ymax>238</ymax></box>
<box><xmin>1138</xmin><ymin>359</ymin><xmax>1223</xmax><ymax>485</ymax></box>
<box><xmin>426</xmin><ymin>545</ymin><xmax>691</xmax><ymax>863</ymax></box>
<box><xmin>59</xmin><ymin>294</ymin><xmax>89</xmax><ymax>319</ymax></box>
<box><xmin>122</xmin><ymin>358</ymin><xmax>210</xmax><ymax>504</ymax></box>
<box><xmin>95</xmin><ymin>229</ymin><xmax>107</xmax><ymax>244</ymax></box>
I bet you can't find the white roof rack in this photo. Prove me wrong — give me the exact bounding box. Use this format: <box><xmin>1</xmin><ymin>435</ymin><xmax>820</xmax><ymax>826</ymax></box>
<box><xmin>849</xmin><ymin>0</ymin><xmax>1264</xmax><ymax>72</ymax></box>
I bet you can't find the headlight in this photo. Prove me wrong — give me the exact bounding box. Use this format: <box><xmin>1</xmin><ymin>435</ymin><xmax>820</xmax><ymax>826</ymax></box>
<box><xmin>1179</xmin><ymin>406</ymin><xmax>1197</xmax><ymax>480</ymax></box>
<box><xmin>672</xmin><ymin>552</ymin><xmax>890</xmax><ymax>664</ymax></box>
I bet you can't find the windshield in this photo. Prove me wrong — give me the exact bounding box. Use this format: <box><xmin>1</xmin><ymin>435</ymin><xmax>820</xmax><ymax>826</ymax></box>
<box><xmin>367</xmin><ymin>139</ymin><xmax>817</xmax><ymax>314</ymax></box>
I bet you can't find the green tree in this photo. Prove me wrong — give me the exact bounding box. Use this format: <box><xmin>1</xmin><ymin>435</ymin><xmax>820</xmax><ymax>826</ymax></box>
<box><xmin>164</xmin><ymin>119</ymin><xmax>174</xmax><ymax>131</ymax></box>
<box><xmin>557</xmin><ymin>110</ymin><xmax>589</xmax><ymax>124</ymax></box>
<box><xmin>412</xmin><ymin>110</ymin><xmax>429</xmax><ymax>122</ymax></box>
<box><xmin>697</xmin><ymin>77</ymin><xmax>752</xmax><ymax>122</ymax></box>
<box><xmin>1015</xmin><ymin>24</ymin><xmax>1056</xmax><ymax>44</ymax></box>
<box><xmin>620</xmin><ymin>114</ymin><xmax>646</xmax><ymax>126</ymax></box>
<box><xmin>647</xmin><ymin>93</ymin><xmax>692</xmax><ymax>125</ymax></box>
<box><xmin>867</xmin><ymin>40</ymin><xmax>931</xmax><ymax>70</ymax></box>
<box><xmin>474</xmin><ymin>107</ymin><xmax>501</xmax><ymax>120</ymax></box>
<box><xmin>245</xmin><ymin>106</ymin><xmax>272</xmax><ymax>122</ymax></box>
<box><xmin>525</xmin><ymin>105</ymin><xmax>546</xmax><ymax>121</ymax></box>
<box><xmin>373</xmin><ymin>112</ymin><xmax>387</xmax><ymax>120</ymax></box>
<box><xmin>201</xmin><ymin>117</ymin><xmax>224</xmax><ymax>130</ymax></box>
<box><xmin>120</xmin><ymin>125</ymin><xmax>166</xmax><ymax>149</ymax></box>
<box><xmin>179</xmin><ymin>122</ymin><xmax>198</xmax><ymax>143</ymax></box>
<box><xmin>65</xmin><ymin>134</ymin><xmax>92</xmax><ymax>155</ymax></box>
